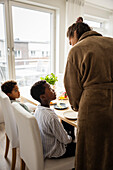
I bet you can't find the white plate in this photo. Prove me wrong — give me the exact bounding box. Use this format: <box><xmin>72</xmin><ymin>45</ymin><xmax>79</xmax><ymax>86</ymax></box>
<box><xmin>63</xmin><ymin>110</ymin><xmax>78</xmax><ymax>120</ymax></box>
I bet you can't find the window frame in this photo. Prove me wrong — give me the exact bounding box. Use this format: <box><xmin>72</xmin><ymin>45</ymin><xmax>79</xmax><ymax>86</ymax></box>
<box><xmin>14</xmin><ymin>50</ymin><xmax>22</xmax><ymax>58</ymax></box>
<box><xmin>1</xmin><ymin>0</ymin><xmax>55</xmax><ymax>81</ymax></box>
<box><xmin>84</xmin><ymin>14</ymin><xmax>108</xmax><ymax>36</ymax></box>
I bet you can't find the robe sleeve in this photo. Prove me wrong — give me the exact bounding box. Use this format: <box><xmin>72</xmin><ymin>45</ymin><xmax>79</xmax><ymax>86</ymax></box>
<box><xmin>64</xmin><ymin>54</ymin><xmax>83</xmax><ymax>111</ymax></box>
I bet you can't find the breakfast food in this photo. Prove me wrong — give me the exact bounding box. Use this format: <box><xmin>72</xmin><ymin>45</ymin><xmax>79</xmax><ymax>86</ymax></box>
<box><xmin>57</xmin><ymin>103</ymin><xmax>62</xmax><ymax>108</ymax></box>
<box><xmin>50</xmin><ymin>100</ymin><xmax>57</xmax><ymax>105</ymax></box>
<box><xmin>58</xmin><ymin>92</ymin><xmax>68</xmax><ymax>100</ymax></box>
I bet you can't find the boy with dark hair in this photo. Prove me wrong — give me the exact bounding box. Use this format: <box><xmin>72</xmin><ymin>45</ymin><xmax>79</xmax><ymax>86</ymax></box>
<box><xmin>30</xmin><ymin>80</ymin><xmax>76</xmax><ymax>159</ymax></box>
<box><xmin>1</xmin><ymin>80</ymin><xmax>17</xmax><ymax>95</ymax></box>
<box><xmin>1</xmin><ymin>80</ymin><xmax>32</xmax><ymax>113</ymax></box>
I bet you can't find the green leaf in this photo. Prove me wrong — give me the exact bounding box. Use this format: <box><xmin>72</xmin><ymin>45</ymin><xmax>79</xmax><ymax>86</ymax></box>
<box><xmin>40</xmin><ymin>73</ymin><xmax>58</xmax><ymax>85</ymax></box>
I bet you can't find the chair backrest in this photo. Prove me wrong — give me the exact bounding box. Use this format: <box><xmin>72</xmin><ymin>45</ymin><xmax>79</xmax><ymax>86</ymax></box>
<box><xmin>12</xmin><ymin>102</ymin><xmax>44</xmax><ymax>170</ymax></box>
<box><xmin>0</xmin><ymin>101</ymin><xmax>4</xmax><ymax>123</ymax></box>
<box><xmin>0</xmin><ymin>90</ymin><xmax>19</xmax><ymax>148</ymax></box>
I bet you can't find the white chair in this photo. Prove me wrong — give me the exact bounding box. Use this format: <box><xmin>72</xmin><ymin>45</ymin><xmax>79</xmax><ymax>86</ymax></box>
<box><xmin>0</xmin><ymin>90</ymin><xmax>19</xmax><ymax>170</ymax></box>
<box><xmin>0</xmin><ymin>101</ymin><xmax>4</xmax><ymax>123</ymax></box>
<box><xmin>12</xmin><ymin>102</ymin><xmax>75</xmax><ymax>170</ymax></box>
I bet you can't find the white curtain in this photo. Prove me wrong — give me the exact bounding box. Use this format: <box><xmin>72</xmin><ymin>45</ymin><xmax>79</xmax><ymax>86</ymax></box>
<box><xmin>66</xmin><ymin>0</ymin><xmax>85</xmax><ymax>28</ymax></box>
<box><xmin>109</xmin><ymin>13</ymin><xmax>113</xmax><ymax>38</ymax></box>
<box><xmin>64</xmin><ymin>0</ymin><xmax>85</xmax><ymax>68</ymax></box>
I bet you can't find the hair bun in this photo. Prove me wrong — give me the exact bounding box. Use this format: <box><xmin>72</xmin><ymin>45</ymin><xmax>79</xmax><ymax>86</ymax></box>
<box><xmin>76</xmin><ymin>17</ymin><xmax>83</xmax><ymax>23</ymax></box>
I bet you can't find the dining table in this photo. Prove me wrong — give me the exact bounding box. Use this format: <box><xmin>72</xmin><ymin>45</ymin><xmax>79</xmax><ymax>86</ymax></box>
<box><xmin>50</xmin><ymin>101</ymin><xmax>77</xmax><ymax>127</ymax></box>
<box><xmin>20</xmin><ymin>86</ymin><xmax>77</xmax><ymax>128</ymax></box>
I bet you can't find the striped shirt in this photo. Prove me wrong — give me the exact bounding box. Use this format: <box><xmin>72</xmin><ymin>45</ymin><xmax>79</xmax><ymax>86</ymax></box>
<box><xmin>34</xmin><ymin>105</ymin><xmax>72</xmax><ymax>158</ymax></box>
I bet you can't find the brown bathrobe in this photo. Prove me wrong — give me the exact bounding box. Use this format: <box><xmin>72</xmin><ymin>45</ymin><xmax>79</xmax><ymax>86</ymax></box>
<box><xmin>64</xmin><ymin>31</ymin><xmax>113</xmax><ymax>170</ymax></box>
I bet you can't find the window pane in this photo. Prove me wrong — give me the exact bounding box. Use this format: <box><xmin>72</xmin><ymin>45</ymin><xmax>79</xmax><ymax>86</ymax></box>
<box><xmin>0</xmin><ymin>4</ymin><xmax>8</xmax><ymax>83</ymax></box>
<box><xmin>84</xmin><ymin>19</ymin><xmax>102</xmax><ymax>28</ymax></box>
<box><xmin>12</xmin><ymin>6</ymin><xmax>51</xmax><ymax>87</ymax></box>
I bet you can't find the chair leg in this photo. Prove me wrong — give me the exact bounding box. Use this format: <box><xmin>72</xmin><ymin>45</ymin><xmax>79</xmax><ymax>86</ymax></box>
<box><xmin>20</xmin><ymin>158</ymin><xmax>25</xmax><ymax>170</ymax></box>
<box><xmin>4</xmin><ymin>134</ymin><xmax>10</xmax><ymax>158</ymax></box>
<box><xmin>11</xmin><ymin>148</ymin><xmax>16</xmax><ymax>170</ymax></box>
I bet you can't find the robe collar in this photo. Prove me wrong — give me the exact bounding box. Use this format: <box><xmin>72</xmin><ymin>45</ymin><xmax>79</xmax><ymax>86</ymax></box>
<box><xmin>78</xmin><ymin>31</ymin><xmax>102</xmax><ymax>42</ymax></box>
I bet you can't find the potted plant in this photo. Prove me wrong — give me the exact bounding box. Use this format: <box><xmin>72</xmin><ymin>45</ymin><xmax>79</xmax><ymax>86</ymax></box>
<box><xmin>40</xmin><ymin>73</ymin><xmax>58</xmax><ymax>87</ymax></box>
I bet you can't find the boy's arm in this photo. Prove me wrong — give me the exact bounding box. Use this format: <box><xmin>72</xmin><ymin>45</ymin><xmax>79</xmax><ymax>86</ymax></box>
<box><xmin>50</xmin><ymin>117</ymin><xmax>72</xmax><ymax>144</ymax></box>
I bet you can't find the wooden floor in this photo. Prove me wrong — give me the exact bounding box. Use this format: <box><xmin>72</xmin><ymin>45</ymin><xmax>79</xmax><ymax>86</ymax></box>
<box><xmin>0</xmin><ymin>123</ymin><xmax>28</xmax><ymax>170</ymax></box>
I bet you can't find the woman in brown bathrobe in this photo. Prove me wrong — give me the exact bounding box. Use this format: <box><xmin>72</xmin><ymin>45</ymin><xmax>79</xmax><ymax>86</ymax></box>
<box><xmin>64</xmin><ymin>22</ymin><xmax>113</xmax><ymax>170</ymax></box>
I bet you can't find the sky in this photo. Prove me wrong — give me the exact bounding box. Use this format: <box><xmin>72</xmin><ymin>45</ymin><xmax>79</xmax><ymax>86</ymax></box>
<box><xmin>12</xmin><ymin>6</ymin><xmax>50</xmax><ymax>42</ymax></box>
<box><xmin>0</xmin><ymin>4</ymin><xmax>5</xmax><ymax>40</ymax></box>
<box><xmin>0</xmin><ymin>4</ymin><xmax>51</xmax><ymax>42</ymax></box>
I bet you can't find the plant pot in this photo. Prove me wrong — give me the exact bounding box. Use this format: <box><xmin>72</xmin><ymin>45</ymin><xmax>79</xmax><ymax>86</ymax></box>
<box><xmin>51</xmin><ymin>85</ymin><xmax>56</xmax><ymax>90</ymax></box>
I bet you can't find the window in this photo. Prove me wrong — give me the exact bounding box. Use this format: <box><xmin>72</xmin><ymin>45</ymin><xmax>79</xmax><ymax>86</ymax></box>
<box><xmin>12</xmin><ymin>5</ymin><xmax>54</xmax><ymax>86</ymax></box>
<box><xmin>84</xmin><ymin>17</ymin><xmax>105</xmax><ymax>35</ymax></box>
<box><xmin>0</xmin><ymin>3</ymin><xmax>8</xmax><ymax>82</ymax></box>
<box><xmin>84</xmin><ymin>19</ymin><xmax>102</xmax><ymax>29</ymax></box>
<box><xmin>14</xmin><ymin>50</ymin><xmax>21</xmax><ymax>58</ymax></box>
<box><xmin>46</xmin><ymin>51</ymin><xmax>48</xmax><ymax>57</ymax></box>
<box><xmin>1</xmin><ymin>1</ymin><xmax>55</xmax><ymax>87</ymax></box>
<box><xmin>42</xmin><ymin>51</ymin><xmax>44</xmax><ymax>57</ymax></box>
<box><xmin>30</xmin><ymin>51</ymin><xmax>36</xmax><ymax>57</ymax></box>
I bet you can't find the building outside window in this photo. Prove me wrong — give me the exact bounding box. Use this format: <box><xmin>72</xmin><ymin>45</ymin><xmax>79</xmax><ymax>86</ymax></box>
<box><xmin>46</xmin><ymin>51</ymin><xmax>48</xmax><ymax>57</ymax></box>
<box><xmin>42</xmin><ymin>51</ymin><xmax>44</xmax><ymax>57</ymax></box>
<box><xmin>0</xmin><ymin>51</ymin><xmax>1</xmax><ymax>57</ymax></box>
<box><xmin>30</xmin><ymin>50</ymin><xmax>36</xmax><ymax>57</ymax></box>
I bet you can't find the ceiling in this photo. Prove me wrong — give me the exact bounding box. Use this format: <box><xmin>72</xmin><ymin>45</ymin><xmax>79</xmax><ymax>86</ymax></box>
<box><xmin>86</xmin><ymin>0</ymin><xmax>113</xmax><ymax>10</ymax></box>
